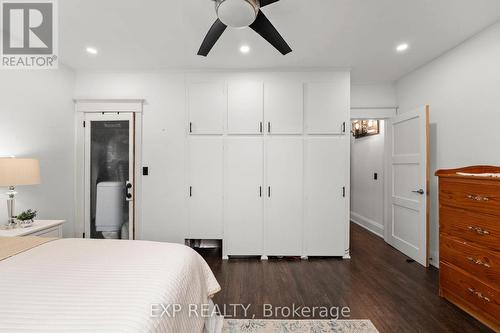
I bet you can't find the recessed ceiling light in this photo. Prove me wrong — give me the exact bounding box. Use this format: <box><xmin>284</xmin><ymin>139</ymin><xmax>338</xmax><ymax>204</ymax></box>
<box><xmin>86</xmin><ymin>47</ymin><xmax>98</xmax><ymax>55</ymax></box>
<box><xmin>396</xmin><ymin>43</ymin><xmax>409</xmax><ymax>53</ymax></box>
<box><xmin>239</xmin><ymin>45</ymin><xmax>250</xmax><ymax>54</ymax></box>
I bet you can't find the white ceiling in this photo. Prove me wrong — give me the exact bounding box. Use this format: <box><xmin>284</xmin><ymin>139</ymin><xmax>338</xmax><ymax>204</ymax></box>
<box><xmin>59</xmin><ymin>0</ymin><xmax>500</xmax><ymax>81</ymax></box>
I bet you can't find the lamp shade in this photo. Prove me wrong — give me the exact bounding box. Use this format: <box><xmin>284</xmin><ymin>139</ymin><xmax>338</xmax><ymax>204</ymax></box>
<box><xmin>0</xmin><ymin>158</ymin><xmax>41</xmax><ymax>186</ymax></box>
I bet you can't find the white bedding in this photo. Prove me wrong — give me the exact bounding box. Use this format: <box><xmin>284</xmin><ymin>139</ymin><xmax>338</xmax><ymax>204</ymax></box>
<box><xmin>0</xmin><ymin>239</ymin><xmax>221</xmax><ymax>333</ymax></box>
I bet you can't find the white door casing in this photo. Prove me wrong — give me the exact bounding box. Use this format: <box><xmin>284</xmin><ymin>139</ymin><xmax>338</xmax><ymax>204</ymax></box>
<box><xmin>83</xmin><ymin>112</ymin><xmax>135</xmax><ymax>240</ymax></box>
<box><xmin>386</xmin><ymin>106</ymin><xmax>429</xmax><ymax>266</ymax></box>
<box><xmin>224</xmin><ymin>137</ymin><xmax>264</xmax><ymax>256</ymax></box>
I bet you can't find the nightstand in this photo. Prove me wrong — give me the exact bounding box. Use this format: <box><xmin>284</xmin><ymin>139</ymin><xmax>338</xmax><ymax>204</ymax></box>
<box><xmin>0</xmin><ymin>220</ymin><xmax>65</xmax><ymax>238</ymax></box>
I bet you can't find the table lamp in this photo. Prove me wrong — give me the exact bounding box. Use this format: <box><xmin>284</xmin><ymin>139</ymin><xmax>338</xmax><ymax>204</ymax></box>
<box><xmin>0</xmin><ymin>158</ymin><xmax>41</xmax><ymax>226</ymax></box>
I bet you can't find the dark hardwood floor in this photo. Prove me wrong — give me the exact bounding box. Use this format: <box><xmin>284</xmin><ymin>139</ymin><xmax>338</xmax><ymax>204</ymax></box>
<box><xmin>198</xmin><ymin>223</ymin><xmax>492</xmax><ymax>333</ymax></box>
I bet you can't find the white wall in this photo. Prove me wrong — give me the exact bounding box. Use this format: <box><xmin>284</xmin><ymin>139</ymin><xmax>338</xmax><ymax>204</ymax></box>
<box><xmin>75</xmin><ymin>70</ymin><xmax>350</xmax><ymax>244</ymax></box>
<box><xmin>351</xmin><ymin>83</ymin><xmax>397</xmax><ymax>108</ymax></box>
<box><xmin>396</xmin><ymin>21</ymin><xmax>500</xmax><ymax>267</ymax></box>
<box><xmin>350</xmin><ymin>121</ymin><xmax>385</xmax><ymax>237</ymax></box>
<box><xmin>0</xmin><ymin>66</ymin><xmax>76</xmax><ymax>237</ymax></box>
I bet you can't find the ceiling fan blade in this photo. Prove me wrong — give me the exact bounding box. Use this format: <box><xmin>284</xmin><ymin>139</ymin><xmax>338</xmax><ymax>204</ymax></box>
<box><xmin>197</xmin><ymin>19</ymin><xmax>227</xmax><ymax>56</ymax></box>
<box><xmin>260</xmin><ymin>0</ymin><xmax>280</xmax><ymax>7</ymax></box>
<box><xmin>249</xmin><ymin>11</ymin><xmax>292</xmax><ymax>55</ymax></box>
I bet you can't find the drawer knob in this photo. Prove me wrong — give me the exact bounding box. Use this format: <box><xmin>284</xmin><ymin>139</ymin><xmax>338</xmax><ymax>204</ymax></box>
<box><xmin>466</xmin><ymin>256</ymin><xmax>491</xmax><ymax>268</ymax></box>
<box><xmin>466</xmin><ymin>194</ymin><xmax>490</xmax><ymax>201</ymax></box>
<box><xmin>467</xmin><ymin>226</ymin><xmax>491</xmax><ymax>235</ymax></box>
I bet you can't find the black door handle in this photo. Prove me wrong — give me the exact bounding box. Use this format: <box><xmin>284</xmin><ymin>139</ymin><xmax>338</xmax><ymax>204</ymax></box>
<box><xmin>268</xmin><ymin>186</ymin><xmax>271</xmax><ymax>198</ymax></box>
<box><xmin>268</xmin><ymin>122</ymin><xmax>271</xmax><ymax>133</ymax></box>
<box><xmin>260</xmin><ymin>122</ymin><xmax>263</xmax><ymax>133</ymax></box>
<box><xmin>259</xmin><ymin>186</ymin><xmax>262</xmax><ymax>197</ymax></box>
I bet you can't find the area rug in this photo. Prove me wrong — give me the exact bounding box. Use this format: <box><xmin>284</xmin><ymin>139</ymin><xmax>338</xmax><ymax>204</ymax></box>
<box><xmin>222</xmin><ymin>319</ymin><xmax>379</xmax><ymax>333</ymax></box>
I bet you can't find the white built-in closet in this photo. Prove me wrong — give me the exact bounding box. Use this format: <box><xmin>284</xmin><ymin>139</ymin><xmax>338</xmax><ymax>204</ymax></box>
<box><xmin>186</xmin><ymin>72</ymin><xmax>350</xmax><ymax>258</ymax></box>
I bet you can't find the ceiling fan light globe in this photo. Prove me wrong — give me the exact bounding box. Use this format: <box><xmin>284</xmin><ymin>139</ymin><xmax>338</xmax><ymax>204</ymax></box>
<box><xmin>216</xmin><ymin>0</ymin><xmax>259</xmax><ymax>28</ymax></box>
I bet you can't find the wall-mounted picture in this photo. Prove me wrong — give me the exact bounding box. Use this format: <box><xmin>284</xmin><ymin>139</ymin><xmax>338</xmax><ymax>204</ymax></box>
<box><xmin>351</xmin><ymin>120</ymin><xmax>380</xmax><ymax>139</ymax></box>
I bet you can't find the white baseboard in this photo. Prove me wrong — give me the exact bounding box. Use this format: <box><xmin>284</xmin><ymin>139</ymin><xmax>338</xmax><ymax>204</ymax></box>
<box><xmin>350</xmin><ymin>211</ymin><xmax>384</xmax><ymax>238</ymax></box>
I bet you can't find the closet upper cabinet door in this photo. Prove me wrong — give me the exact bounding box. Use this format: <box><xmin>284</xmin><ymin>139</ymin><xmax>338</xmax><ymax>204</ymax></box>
<box><xmin>264</xmin><ymin>82</ymin><xmax>303</xmax><ymax>134</ymax></box>
<box><xmin>225</xmin><ymin>138</ymin><xmax>264</xmax><ymax>255</ymax></box>
<box><xmin>304</xmin><ymin>137</ymin><xmax>347</xmax><ymax>256</ymax></box>
<box><xmin>228</xmin><ymin>81</ymin><xmax>263</xmax><ymax>134</ymax></box>
<box><xmin>305</xmin><ymin>80</ymin><xmax>349</xmax><ymax>134</ymax></box>
<box><xmin>265</xmin><ymin>137</ymin><xmax>303</xmax><ymax>255</ymax></box>
<box><xmin>188</xmin><ymin>82</ymin><xmax>226</xmax><ymax>134</ymax></box>
<box><xmin>188</xmin><ymin>137</ymin><xmax>224</xmax><ymax>239</ymax></box>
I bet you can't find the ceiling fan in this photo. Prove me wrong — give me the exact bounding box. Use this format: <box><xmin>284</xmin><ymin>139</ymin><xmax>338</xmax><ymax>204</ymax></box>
<box><xmin>197</xmin><ymin>0</ymin><xmax>292</xmax><ymax>56</ymax></box>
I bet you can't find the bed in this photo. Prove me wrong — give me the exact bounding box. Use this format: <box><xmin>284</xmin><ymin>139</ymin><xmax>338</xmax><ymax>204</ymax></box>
<box><xmin>0</xmin><ymin>237</ymin><xmax>222</xmax><ymax>333</ymax></box>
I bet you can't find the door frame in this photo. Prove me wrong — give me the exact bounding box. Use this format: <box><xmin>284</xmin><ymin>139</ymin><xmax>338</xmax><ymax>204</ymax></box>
<box><xmin>75</xmin><ymin>99</ymin><xmax>144</xmax><ymax>239</ymax></box>
<box><xmin>349</xmin><ymin>107</ymin><xmax>397</xmax><ymax>242</ymax></box>
<box><xmin>83</xmin><ymin>112</ymin><xmax>134</xmax><ymax>240</ymax></box>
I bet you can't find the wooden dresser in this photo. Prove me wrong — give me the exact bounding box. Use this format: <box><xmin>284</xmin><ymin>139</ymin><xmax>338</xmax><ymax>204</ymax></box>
<box><xmin>436</xmin><ymin>166</ymin><xmax>500</xmax><ymax>331</ymax></box>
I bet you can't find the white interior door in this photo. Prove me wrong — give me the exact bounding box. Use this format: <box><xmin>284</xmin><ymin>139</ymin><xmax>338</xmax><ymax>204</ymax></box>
<box><xmin>224</xmin><ymin>138</ymin><xmax>263</xmax><ymax>255</ymax></box>
<box><xmin>264</xmin><ymin>82</ymin><xmax>303</xmax><ymax>134</ymax></box>
<box><xmin>188</xmin><ymin>137</ymin><xmax>224</xmax><ymax>239</ymax></box>
<box><xmin>265</xmin><ymin>137</ymin><xmax>303</xmax><ymax>255</ymax></box>
<box><xmin>387</xmin><ymin>106</ymin><xmax>429</xmax><ymax>266</ymax></box>
<box><xmin>304</xmin><ymin>137</ymin><xmax>347</xmax><ymax>256</ymax></box>
<box><xmin>228</xmin><ymin>81</ymin><xmax>263</xmax><ymax>134</ymax></box>
<box><xmin>84</xmin><ymin>112</ymin><xmax>135</xmax><ymax>240</ymax></box>
<box><xmin>188</xmin><ymin>82</ymin><xmax>226</xmax><ymax>134</ymax></box>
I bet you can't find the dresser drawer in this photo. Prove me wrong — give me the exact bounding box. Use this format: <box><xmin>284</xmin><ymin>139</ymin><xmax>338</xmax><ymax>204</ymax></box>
<box><xmin>440</xmin><ymin>236</ymin><xmax>500</xmax><ymax>288</ymax></box>
<box><xmin>440</xmin><ymin>205</ymin><xmax>500</xmax><ymax>251</ymax></box>
<box><xmin>440</xmin><ymin>178</ymin><xmax>500</xmax><ymax>217</ymax></box>
<box><xmin>440</xmin><ymin>263</ymin><xmax>500</xmax><ymax>325</ymax></box>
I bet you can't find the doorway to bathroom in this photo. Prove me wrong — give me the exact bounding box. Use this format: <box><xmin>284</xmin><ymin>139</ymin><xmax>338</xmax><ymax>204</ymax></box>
<box><xmin>83</xmin><ymin>113</ymin><xmax>135</xmax><ymax>240</ymax></box>
<box><xmin>75</xmin><ymin>100</ymin><xmax>144</xmax><ymax>241</ymax></box>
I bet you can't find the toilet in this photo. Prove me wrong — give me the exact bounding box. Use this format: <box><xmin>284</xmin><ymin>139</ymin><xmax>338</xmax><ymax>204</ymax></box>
<box><xmin>95</xmin><ymin>181</ymin><xmax>124</xmax><ymax>239</ymax></box>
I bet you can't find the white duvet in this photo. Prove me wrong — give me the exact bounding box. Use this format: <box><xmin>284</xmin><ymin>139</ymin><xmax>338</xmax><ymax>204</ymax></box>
<box><xmin>0</xmin><ymin>239</ymin><xmax>221</xmax><ymax>333</ymax></box>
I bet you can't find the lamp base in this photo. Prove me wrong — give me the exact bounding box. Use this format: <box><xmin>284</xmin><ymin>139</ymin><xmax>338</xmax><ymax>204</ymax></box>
<box><xmin>6</xmin><ymin>186</ymin><xmax>16</xmax><ymax>227</ymax></box>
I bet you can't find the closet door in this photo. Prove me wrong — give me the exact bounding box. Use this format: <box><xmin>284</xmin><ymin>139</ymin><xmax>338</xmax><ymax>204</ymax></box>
<box><xmin>304</xmin><ymin>80</ymin><xmax>349</xmax><ymax>134</ymax></box>
<box><xmin>188</xmin><ymin>137</ymin><xmax>224</xmax><ymax>239</ymax></box>
<box><xmin>225</xmin><ymin>138</ymin><xmax>264</xmax><ymax>255</ymax></box>
<box><xmin>228</xmin><ymin>81</ymin><xmax>263</xmax><ymax>134</ymax></box>
<box><xmin>304</xmin><ymin>137</ymin><xmax>347</xmax><ymax>256</ymax></box>
<box><xmin>188</xmin><ymin>82</ymin><xmax>226</xmax><ymax>134</ymax></box>
<box><xmin>265</xmin><ymin>137</ymin><xmax>303</xmax><ymax>255</ymax></box>
<box><xmin>264</xmin><ymin>82</ymin><xmax>303</xmax><ymax>134</ymax></box>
